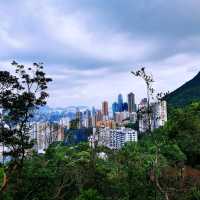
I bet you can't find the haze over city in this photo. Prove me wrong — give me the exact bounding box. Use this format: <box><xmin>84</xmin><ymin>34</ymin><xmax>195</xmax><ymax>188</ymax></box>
<box><xmin>0</xmin><ymin>0</ymin><xmax>200</xmax><ymax>107</ymax></box>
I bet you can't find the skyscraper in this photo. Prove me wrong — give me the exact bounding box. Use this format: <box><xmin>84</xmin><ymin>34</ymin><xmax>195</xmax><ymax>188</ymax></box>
<box><xmin>112</xmin><ymin>102</ymin><xmax>119</xmax><ymax>114</ymax></box>
<box><xmin>92</xmin><ymin>106</ymin><xmax>96</xmax><ymax>117</ymax></box>
<box><xmin>123</xmin><ymin>102</ymin><xmax>128</xmax><ymax>111</ymax></box>
<box><xmin>96</xmin><ymin>110</ymin><xmax>103</xmax><ymax>121</ymax></box>
<box><xmin>83</xmin><ymin>109</ymin><xmax>92</xmax><ymax>128</ymax></box>
<box><xmin>118</xmin><ymin>94</ymin><xmax>123</xmax><ymax>112</ymax></box>
<box><xmin>84</xmin><ymin>109</ymin><xmax>91</xmax><ymax>118</ymax></box>
<box><xmin>102</xmin><ymin>101</ymin><xmax>109</xmax><ymax>116</ymax></box>
<box><xmin>128</xmin><ymin>92</ymin><xmax>137</xmax><ymax>113</ymax></box>
<box><xmin>76</xmin><ymin>110</ymin><xmax>83</xmax><ymax>128</ymax></box>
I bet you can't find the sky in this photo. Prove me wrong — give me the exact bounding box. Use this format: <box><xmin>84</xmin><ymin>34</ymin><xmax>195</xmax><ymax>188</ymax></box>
<box><xmin>0</xmin><ymin>0</ymin><xmax>200</xmax><ymax>108</ymax></box>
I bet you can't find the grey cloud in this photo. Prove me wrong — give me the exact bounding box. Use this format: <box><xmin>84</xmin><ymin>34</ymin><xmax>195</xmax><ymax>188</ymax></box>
<box><xmin>0</xmin><ymin>0</ymin><xmax>200</xmax><ymax>107</ymax></box>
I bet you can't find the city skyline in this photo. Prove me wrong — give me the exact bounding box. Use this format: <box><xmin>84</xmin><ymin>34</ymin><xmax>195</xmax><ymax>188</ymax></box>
<box><xmin>76</xmin><ymin>92</ymin><xmax>136</xmax><ymax>112</ymax></box>
<box><xmin>0</xmin><ymin>0</ymin><xmax>200</xmax><ymax>107</ymax></box>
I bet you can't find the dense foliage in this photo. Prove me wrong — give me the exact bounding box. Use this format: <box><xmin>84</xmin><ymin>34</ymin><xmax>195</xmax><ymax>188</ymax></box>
<box><xmin>0</xmin><ymin>61</ymin><xmax>52</xmax><ymax>193</ymax></box>
<box><xmin>1</xmin><ymin>102</ymin><xmax>200</xmax><ymax>200</ymax></box>
<box><xmin>165</xmin><ymin>102</ymin><xmax>200</xmax><ymax>167</ymax></box>
<box><xmin>165</xmin><ymin>72</ymin><xmax>200</xmax><ymax>108</ymax></box>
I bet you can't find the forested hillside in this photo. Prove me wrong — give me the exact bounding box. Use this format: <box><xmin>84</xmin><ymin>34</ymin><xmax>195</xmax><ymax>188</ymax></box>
<box><xmin>165</xmin><ymin>72</ymin><xmax>200</xmax><ymax>108</ymax></box>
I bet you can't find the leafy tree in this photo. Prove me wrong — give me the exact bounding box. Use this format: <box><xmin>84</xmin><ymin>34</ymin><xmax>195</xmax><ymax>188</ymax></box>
<box><xmin>124</xmin><ymin>121</ymin><xmax>139</xmax><ymax>131</ymax></box>
<box><xmin>2</xmin><ymin>134</ymin><xmax>200</xmax><ymax>200</ymax></box>
<box><xmin>76</xmin><ymin>189</ymin><xmax>103</xmax><ymax>200</ymax></box>
<box><xmin>115</xmin><ymin>142</ymin><xmax>156</xmax><ymax>200</ymax></box>
<box><xmin>0</xmin><ymin>167</ymin><xmax>4</xmax><ymax>188</ymax></box>
<box><xmin>165</xmin><ymin>102</ymin><xmax>200</xmax><ymax>166</ymax></box>
<box><xmin>0</xmin><ymin>61</ymin><xmax>52</xmax><ymax>192</ymax></box>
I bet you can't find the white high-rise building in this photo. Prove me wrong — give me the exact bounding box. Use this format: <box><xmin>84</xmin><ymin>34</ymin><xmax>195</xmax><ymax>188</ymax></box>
<box><xmin>138</xmin><ymin>100</ymin><xmax>167</xmax><ymax>133</ymax></box>
<box><xmin>151</xmin><ymin>101</ymin><xmax>167</xmax><ymax>129</ymax></box>
<box><xmin>97</xmin><ymin>127</ymin><xmax>138</xmax><ymax>149</ymax></box>
<box><xmin>59</xmin><ymin>117</ymin><xmax>71</xmax><ymax>129</ymax></box>
<box><xmin>31</xmin><ymin>122</ymin><xmax>64</xmax><ymax>153</ymax></box>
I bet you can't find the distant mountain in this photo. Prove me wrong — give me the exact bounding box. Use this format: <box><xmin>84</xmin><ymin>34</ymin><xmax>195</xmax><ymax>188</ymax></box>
<box><xmin>165</xmin><ymin>71</ymin><xmax>200</xmax><ymax>108</ymax></box>
<box><xmin>32</xmin><ymin>105</ymin><xmax>89</xmax><ymax>123</ymax></box>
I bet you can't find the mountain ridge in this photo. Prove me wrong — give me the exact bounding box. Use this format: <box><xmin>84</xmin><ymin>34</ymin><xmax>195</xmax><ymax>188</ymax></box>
<box><xmin>165</xmin><ymin>71</ymin><xmax>200</xmax><ymax>107</ymax></box>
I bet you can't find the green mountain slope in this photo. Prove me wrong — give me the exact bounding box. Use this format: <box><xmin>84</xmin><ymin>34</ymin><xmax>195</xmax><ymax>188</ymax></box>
<box><xmin>165</xmin><ymin>71</ymin><xmax>200</xmax><ymax>107</ymax></box>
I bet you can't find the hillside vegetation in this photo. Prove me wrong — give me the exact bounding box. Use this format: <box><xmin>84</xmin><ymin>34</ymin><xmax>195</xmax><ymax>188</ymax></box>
<box><xmin>1</xmin><ymin>102</ymin><xmax>200</xmax><ymax>200</ymax></box>
<box><xmin>165</xmin><ymin>72</ymin><xmax>200</xmax><ymax>108</ymax></box>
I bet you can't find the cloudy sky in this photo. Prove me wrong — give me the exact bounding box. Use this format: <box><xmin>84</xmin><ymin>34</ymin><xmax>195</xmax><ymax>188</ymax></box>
<box><xmin>0</xmin><ymin>0</ymin><xmax>200</xmax><ymax>108</ymax></box>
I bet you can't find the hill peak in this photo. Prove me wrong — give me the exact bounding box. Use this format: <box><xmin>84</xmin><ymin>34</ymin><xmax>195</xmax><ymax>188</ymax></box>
<box><xmin>165</xmin><ymin>71</ymin><xmax>200</xmax><ymax>107</ymax></box>
<box><xmin>194</xmin><ymin>71</ymin><xmax>200</xmax><ymax>79</ymax></box>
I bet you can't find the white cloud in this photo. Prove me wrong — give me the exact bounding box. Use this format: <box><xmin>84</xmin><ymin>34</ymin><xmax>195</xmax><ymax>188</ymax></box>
<box><xmin>47</xmin><ymin>51</ymin><xmax>200</xmax><ymax>108</ymax></box>
<box><xmin>21</xmin><ymin>0</ymin><xmax>156</xmax><ymax>63</ymax></box>
<box><xmin>0</xmin><ymin>28</ymin><xmax>25</xmax><ymax>49</ymax></box>
<box><xmin>0</xmin><ymin>0</ymin><xmax>200</xmax><ymax>108</ymax></box>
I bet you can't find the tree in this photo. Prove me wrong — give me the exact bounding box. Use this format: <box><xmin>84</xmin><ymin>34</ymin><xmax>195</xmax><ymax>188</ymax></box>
<box><xmin>164</xmin><ymin>102</ymin><xmax>200</xmax><ymax>166</ymax></box>
<box><xmin>131</xmin><ymin>67</ymin><xmax>154</xmax><ymax>133</ymax></box>
<box><xmin>131</xmin><ymin>68</ymin><xmax>168</xmax><ymax>134</ymax></box>
<box><xmin>132</xmin><ymin>68</ymin><xmax>191</xmax><ymax>200</ymax></box>
<box><xmin>0</xmin><ymin>61</ymin><xmax>52</xmax><ymax>192</ymax></box>
<box><xmin>76</xmin><ymin>189</ymin><xmax>103</xmax><ymax>200</ymax></box>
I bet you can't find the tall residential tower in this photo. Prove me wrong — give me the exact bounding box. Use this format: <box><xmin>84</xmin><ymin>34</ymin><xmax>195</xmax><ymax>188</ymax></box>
<box><xmin>102</xmin><ymin>101</ymin><xmax>109</xmax><ymax>118</ymax></box>
<box><xmin>128</xmin><ymin>92</ymin><xmax>137</xmax><ymax>113</ymax></box>
<box><xmin>118</xmin><ymin>94</ymin><xmax>123</xmax><ymax>112</ymax></box>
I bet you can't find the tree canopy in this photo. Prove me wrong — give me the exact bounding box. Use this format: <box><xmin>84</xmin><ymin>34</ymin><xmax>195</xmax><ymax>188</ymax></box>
<box><xmin>2</xmin><ymin>102</ymin><xmax>200</xmax><ymax>200</ymax></box>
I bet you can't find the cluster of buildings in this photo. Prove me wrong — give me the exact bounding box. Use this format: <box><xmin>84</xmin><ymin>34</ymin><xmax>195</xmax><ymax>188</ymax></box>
<box><xmin>112</xmin><ymin>93</ymin><xmax>137</xmax><ymax>125</ymax></box>
<box><xmin>89</xmin><ymin>127</ymin><xmax>138</xmax><ymax>150</ymax></box>
<box><xmin>75</xmin><ymin>92</ymin><xmax>167</xmax><ymax>150</ymax></box>
<box><xmin>75</xmin><ymin>93</ymin><xmax>138</xmax><ymax>129</ymax></box>
<box><xmin>0</xmin><ymin>91</ymin><xmax>168</xmax><ymax>158</ymax></box>
<box><xmin>138</xmin><ymin>98</ymin><xmax>167</xmax><ymax>132</ymax></box>
<box><xmin>74</xmin><ymin>92</ymin><xmax>167</xmax><ymax>132</ymax></box>
<box><xmin>30</xmin><ymin>122</ymin><xmax>65</xmax><ymax>153</ymax></box>
<box><xmin>0</xmin><ymin>122</ymin><xmax>65</xmax><ymax>162</ymax></box>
